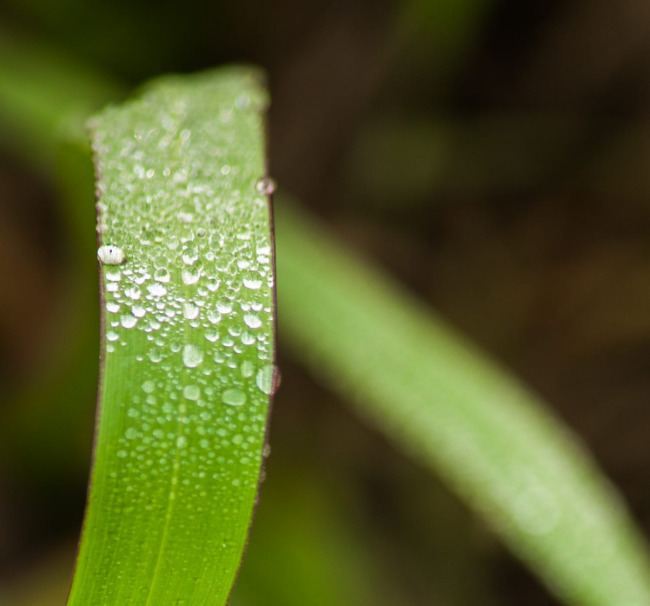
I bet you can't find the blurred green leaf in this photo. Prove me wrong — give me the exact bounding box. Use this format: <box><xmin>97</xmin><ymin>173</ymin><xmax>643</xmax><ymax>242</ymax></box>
<box><xmin>275</xmin><ymin>197</ymin><xmax>650</xmax><ymax>606</ymax></box>
<box><xmin>67</xmin><ymin>68</ymin><xmax>276</xmax><ymax>605</ymax></box>
<box><xmin>232</xmin><ymin>463</ymin><xmax>377</xmax><ymax>606</ymax></box>
<box><xmin>0</xmin><ymin>30</ymin><xmax>122</xmax><ymax>171</ymax></box>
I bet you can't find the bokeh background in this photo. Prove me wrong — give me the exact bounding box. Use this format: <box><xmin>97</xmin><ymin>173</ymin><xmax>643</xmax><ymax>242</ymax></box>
<box><xmin>2</xmin><ymin>1</ymin><xmax>650</xmax><ymax>604</ymax></box>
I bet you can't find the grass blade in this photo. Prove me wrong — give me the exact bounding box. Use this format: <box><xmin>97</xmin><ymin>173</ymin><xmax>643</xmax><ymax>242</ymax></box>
<box><xmin>67</xmin><ymin>68</ymin><xmax>276</xmax><ymax>605</ymax></box>
<box><xmin>275</xmin><ymin>198</ymin><xmax>650</xmax><ymax>606</ymax></box>
<box><xmin>0</xmin><ymin>30</ymin><xmax>122</xmax><ymax>170</ymax></box>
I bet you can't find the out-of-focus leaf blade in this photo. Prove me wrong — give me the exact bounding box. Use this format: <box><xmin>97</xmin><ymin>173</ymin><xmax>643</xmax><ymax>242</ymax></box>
<box><xmin>275</xmin><ymin>198</ymin><xmax>650</xmax><ymax>606</ymax></box>
<box><xmin>0</xmin><ymin>30</ymin><xmax>122</xmax><ymax>170</ymax></box>
<box><xmin>67</xmin><ymin>68</ymin><xmax>276</xmax><ymax>605</ymax></box>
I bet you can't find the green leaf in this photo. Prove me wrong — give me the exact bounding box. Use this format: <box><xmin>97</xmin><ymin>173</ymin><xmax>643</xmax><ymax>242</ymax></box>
<box><xmin>274</xmin><ymin>198</ymin><xmax>650</xmax><ymax>606</ymax></box>
<box><xmin>67</xmin><ymin>68</ymin><xmax>276</xmax><ymax>605</ymax></box>
<box><xmin>0</xmin><ymin>30</ymin><xmax>122</xmax><ymax>170</ymax></box>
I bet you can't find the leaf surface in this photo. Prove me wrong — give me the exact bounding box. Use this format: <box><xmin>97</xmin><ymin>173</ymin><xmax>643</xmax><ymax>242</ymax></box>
<box><xmin>275</xmin><ymin>198</ymin><xmax>650</xmax><ymax>606</ymax></box>
<box><xmin>67</xmin><ymin>68</ymin><xmax>276</xmax><ymax>606</ymax></box>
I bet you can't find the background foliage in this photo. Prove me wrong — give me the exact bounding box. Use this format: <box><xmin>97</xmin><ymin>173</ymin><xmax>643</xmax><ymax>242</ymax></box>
<box><xmin>2</xmin><ymin>1</ymin><xmax>650</xmax><ymax>605</ymax></box>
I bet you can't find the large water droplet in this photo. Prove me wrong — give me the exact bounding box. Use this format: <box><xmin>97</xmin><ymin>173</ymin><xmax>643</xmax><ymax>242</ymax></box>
<box><xmin>244</xmin><ymin>314</ymin><xmax>262</xmax><ymax>329</ymax></box>
<box><xmin>184</xmin><ymin>302</ymin><xmax>199</xmax><ymax>320</ymax></box>
<box><xmin>182</xmin><ymin>344</ymin><xmax>204</xmax><ymax>368</ymax></box>
<box><xmin>148</xmin><ymin>283</ymin><xmax>167</xmax><ymax>297</ymax></box>
<box><xmin>154</xmin><ymin>268</ymin><xmax>171</xmax><ymax>283</ymax></box>
<box><xmin>183</xmin><ymin>384</ymin><xmax>201</xmax><ymax>400</ymax></box>
<box><xmin>98</xmin><ymin>244</ymin><xmax>126</xmax><ymax>265</ymax></box>
<box><xmin>241</xmin><ymin>360</ymin><xmax>254</xmax><ymax>378</ymax></box>
<box><xmin>255</xmin><ymin>177</ymin><xmax>276</xmax><ymax>196</ymax></box>
<box><xmin>125</xmin><ymin>287</ymin><xmax>142</xmax><ymax>300</ymax></box>
<box><xmin>256</xmin><ymin>364</ymin><xmax>275</xmax><ymax>395</ymax></box>
<box><xmin>120</xmin><ymin>314</ymin><xmax>138</xmax><ymax>329</ymax></box>
<box><xmin>222</xmin><ymin>388</ymin><xmax>246</xmax><ymax>407</ymax></box>
<box><xmin>182</xmin><ymin>269</ymin><xmax>200</xmax><ymax>285</ymax></box>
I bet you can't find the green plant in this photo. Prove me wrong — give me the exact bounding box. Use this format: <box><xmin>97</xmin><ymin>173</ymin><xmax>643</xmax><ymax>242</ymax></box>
<box><xmin>1</xmin><ymin>14</ymin><xmax>650</xmax><ymax>606</ymax></box>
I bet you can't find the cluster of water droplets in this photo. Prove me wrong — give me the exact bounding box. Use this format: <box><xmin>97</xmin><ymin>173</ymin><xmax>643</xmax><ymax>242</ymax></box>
<box><xmin>89</xmin><ymin>72</ymin><xmax>277</xmax><ymax>565</ymax></box>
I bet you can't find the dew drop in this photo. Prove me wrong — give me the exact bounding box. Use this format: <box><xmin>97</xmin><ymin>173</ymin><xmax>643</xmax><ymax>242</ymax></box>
<box><xmin>182</xmin><ymin>249</ymin><xmax>199</xmax><ymax>265</ymax></box>
<box><xmin>148</xmin><ymin>283</ymin><xmax>167</xmax><ymax>297</ymax></box>
<box><xmin>244</xmin><ymin>314</ymin><xmax>262</xmax><ymax>329</ymax></box>
<box><xmin>182</xmin><ymin>344</ymin><xmax>204</xmax><ymax>368</ymax></box>
<box><xmin>106</xmin><ymin>302</ymin><xmax>120</xmax><ymax>314</ymax></box>
<box><xmin>184</xmin><ymin>302</ymin><xmax>199</xmax><ymax>320</ymax></box>
<box><xmin>142</xmin><ymin>380</ymin><xmax>155</xmax><ymax>393</ymax></box>
<box><xmin>154</xmin><ymin>268</ymin><xmax>171</xmax><ymax>283</ymax></box>
<box><xmin>241</xmin><ymin>360</ymin><xmax>254</xmax><ymax>378</ymax></box>
<box><xmin>222</xmin><ymin>389</ymin><xmax>246</xmax><ymax>407</ymax></box>
<box><xmin>177</xmin><ymin>211</ymin><xmax>194</xmax><ymax>223</ymax></box>
<box><xmin>255</xmin><ymin>177</ymin><xmax>276</xmax><ymax>195</ymax></box>
<box><xmin>120</xmin><ymin>315</ymin><xmax>138</xmax><ymax>329</ymax></box>
<box><xmin>182</xmin><ymin>269</ymin><xmax>200</xmax><ymax>285</ymax></box>
<box><xmin>98</xmin><ymin>245</ymin><xmax>126</xmax><ymax>265</ymax></box>
<box><xmin>243</xmin><ymin>278</ymin><xmax>262</xmax><ymax>290</ymax></box>
<box><xmin>126</xmin><ymin>287</ymin><xmax>142</xmax><ymax>300</ymax></box>
<box><xmin>106</xmin><ymin>330</ymin><xmax>119</xmax><ymax>342</ymax></box>
<box><xmin>256</xmin><ymin>364</ymin><xmax>275</xmax><ymax>395</ymax></box>
<box><xmin>217</xmin><ymin>302</ymin><xmax>233</xmax><ymax>315</ymax></box>
<box><xmin>183</xmin><ymin>385</ymin><xmax>201</xmax><ymax>400</ymax></box>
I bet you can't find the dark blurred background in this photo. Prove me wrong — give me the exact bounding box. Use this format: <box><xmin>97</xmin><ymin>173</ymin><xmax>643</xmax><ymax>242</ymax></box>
<box><xmin>2</xmin><ymin>1</ymin><xmax>650</xmax><ymax>604</ymax></box>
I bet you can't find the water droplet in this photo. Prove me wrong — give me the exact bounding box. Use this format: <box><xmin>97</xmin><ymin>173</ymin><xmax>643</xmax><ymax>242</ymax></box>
<box><xmin>106</xmin><ymin>330</ymin><xmax>119</xmax><ymax>342</ymax></box>
<box><xmin>243</xmin><ymin>278</ymin><xmax>262</xmax><ymax>290</ymax></box>
<box><xmin>182</xmin><ymin>249</ymin><xmax>199</xmax><ymax>265</ymax></box>
<box><xmin>217</xmin><ymin>302</ymin><xmax>233</xmax><ymax>315</ymax></box>
<box><xmin>183</xmin><ymin>385</ymin><xmax>201</xmax><ymax>400</ymax></box>
<box><xmin>106</xmin><ymin>302</ymin><xmax>120</xmax><ymax>314</ymax></box>
<box><xmin>177</xmin><ymin>211</ymin><xmax>194</xmax><ymax>223</ymax></box>
<box><xmin>244</xmin><ymin>314</ymin><xmax>262</xmax><ymax>329</ymax></box>
<box><xmin>256</xmin><ymin>364</ymin><xmax>275</xmax><ymax>395</ymax></box>
<box><xmin>207</xmin><ymin>309</ymin><xmax>222</xmax><ymax>324</ymax></box>
<box><xmin>184</xmin><ymin>302</ymin><xmax>199</xmax><ymax>320</ymax></box>
<box><xmin>125</xmin><ymin>287</ymin><xmax>141</xmax><ymax>300</ymax></box>
<box><xmin>120</xmin><ymin>315</ymin><xmax>138</xmax><ymax>329</ymax></box>
<box><xmin>235</xmin><ymin>93</ymin><xmax>250</xmax><ymax>110</ymax></box>
<box><xmin>98</xmin><ymin>245</ymin><xmax>126</xmax><ymax>265</ymax></box>
<box><xmin>241</xmin><ymin>360</ymin><xmax>254</xmax><ymax>377</ymax></box>
<box><xmin>176</xmin><ymin>436</ymin><xmax>188</xmax><ymax>448</ymax></box>
<box><xmin>142</xmin><ymin>380</ymin><xmax>155</xmax><ymax>393</ymax></box>
<box><xmin>255</xmin><ymin>177</ymin><xmax>276</xmax><ymax>195</ymax></box>
<box><xmin>222</xmin><ymin>389</ymin><xmax>246</xmax><ymax>407</ymax></box>
<box><xmin>148</xmin><ymin>283</ymin><xmax>167</xmax><ymax>297</ymax></box>
<box><xmin>154</xmin><ymin>268</ymin><xmax>171</xmax><ymax>283</ymax></box>
<box><xmin>182</xmin><ymin>269</ymin><xmax>200</xmax><ymax>285</ymax></box>
<box><xmin>182</xmin><ymin>344</ymin><xmax>204</xmax><ymax>368</ymax></box>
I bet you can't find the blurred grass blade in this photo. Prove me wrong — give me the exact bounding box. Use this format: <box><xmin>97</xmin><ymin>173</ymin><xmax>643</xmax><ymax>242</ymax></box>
<box><xmin>0</xmin><ymin>30</ymin><xmax>122</xmax><ymax>170</ymax></box>
<box><xmin>67</xmin><ymin>68</ymin><xmax>276</xmax><ymax>605</ymax></box>
<box><xmin>275</xmin><ymin>198</ymin><xmax>650</xmax><ymax>606</ymax></box>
